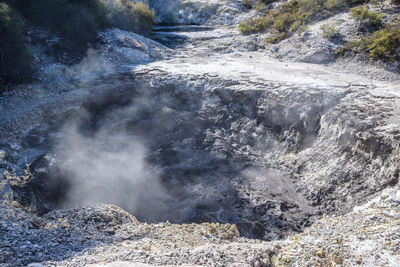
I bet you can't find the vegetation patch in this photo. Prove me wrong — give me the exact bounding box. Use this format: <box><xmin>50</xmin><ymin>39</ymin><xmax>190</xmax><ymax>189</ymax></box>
<box><xmin>320</xmin><ymin>24</ymin><xmax>341</xmax><ymax>41</ymax></box>
<box><xmin>6</xmin><ymin>0</ymin><xmax>154</xmax><ymax>46</ymax></box>
<box><xmin>0</xmin><ymin>0</ymin><xmax>155</xmax><ymax>89</ymax></box>
<box><xmin>350</xmin><ymin>6</ymin><xmax>384</xmax><ymax>32</ymax></box>
<box><xmin>336</xmin><ymin>5</ymin><xmax>399</xmax><ymax>62</ymax></box>
<box><xmin>6</xmin><ymin>0</ymin><xmax>109</xmax><ymax>46</ymax></box>
<box><xmin>238</xmin><ymin>0</ymin><xmax>369</xmax><ymax>43</ymax></box>
<box><xmin>0</xmin><ymin>2</ymin><xmax>33</xmax><ymax>88</ymax></box>
<box><xmin>104</xmin><ymin>0</ymin><xmax>155</xmax><ymax>35</ymax></box>
<box><xmin>239</xmin><ymin>0</ymin><xmax>399</xmax><ymax>63</ymax></box>
<box><xmin>338</xmin><ymin>21</ymin><xmax>400</xmax><ymax>61</ymax></box>
<box><xmin>242</xmin><ymin>0</ymin><xmax>253</xmax><ymax>9</ymax></box>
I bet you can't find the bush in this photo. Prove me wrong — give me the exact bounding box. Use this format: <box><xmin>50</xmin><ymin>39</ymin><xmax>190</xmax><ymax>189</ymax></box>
<box><xmin>0</xmin><ymin>0</ymin><xmax>155</xmax><ymax>88</ymax></box>
<box><xmin>243</xmin><ymin>0</ymin><xmax>253</xmax><ymax>9</ymax></box>
<box><xmin>368</xmin><ymin>23</ymin><xmax>400</xmax><ymax>60</ymax></box>
<box><xmin>320</xmin><ymin>24</ymin><xmax>341</xmax><ymax>40</ymax></box>
<box><xmin>6</xmin><ymin>0</ymin><xmax>155</xmax><ymax>43</ymax></box>
<box><xmin>103</xmin><ymin>0</ymin><xmax>155</xmax><ymax>35</ymax></box>
<box><xmin>265</xmin><ymin>32</ymin><xmax>287</xmax><ymax>44</ymax></box>
<box><xmin>260</xmin><ymin>0</ymin><xmax>276</xmax><ymax>3</ymax></box>
<box><xmin>240</xmin><ymin>0</ymin><xmax>300</xmax><ymax>35</ymax></box>
<box><xmin>6</xmin><ymin>0</ymin><xmax>108</xmax><ymax>47</ymax></box>
<box><xmin>350</xmin><ymin>6</ymin><xmax>384</xmax><ymax>32</ymax></box>
<box><xmin>239</xmin><ymin>17</ymin><xmax>270</xmax><ymax>34</ymax></box>
<box><xmin>339</xmin><ymin>22</ymin><xmax>400</xmax><ymax>62</ymax></box>
<box><xmin>123</xmin><ymin>2</ymin><xmax>155</xmax><ymax>34</ymax></box>
<box><xmin>239</xmin><ymin>0</ymin><xmax>370</xmax><ymax>43</ymax></box>
<box><xmin>323</xmin><ymin>0</ymin><xmax>347</xmax><ymax>10</ymax></box>
<box><xmin>0</xmin><ymin>3</ymin><xmax>33</xmax><ymax>87</ymax></box>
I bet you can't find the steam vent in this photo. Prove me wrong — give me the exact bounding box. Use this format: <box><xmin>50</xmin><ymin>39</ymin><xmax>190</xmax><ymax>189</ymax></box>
<box><xmin>1</xmin><ymin>0</ymin><xmax>400</xmax><ymax>266</ymax></box>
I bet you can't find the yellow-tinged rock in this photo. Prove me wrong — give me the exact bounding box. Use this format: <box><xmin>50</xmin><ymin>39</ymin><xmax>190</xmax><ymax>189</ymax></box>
<box><xmin>316</xmin><ymin>249</ymin><xmax>325</xmax><ymax>258</ymax></box>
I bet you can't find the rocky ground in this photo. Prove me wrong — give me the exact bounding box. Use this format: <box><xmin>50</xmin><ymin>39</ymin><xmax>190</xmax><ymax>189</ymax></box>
<box><xmin>1</xmin><ymin>0</ymin><xmax>400</xmax><ymax>266</ymax></box>
<box><xmin>262</xmin><ymin>3</ymin><xmax>400</xmax><ymax>82</ymax></box>
<box><xmin>1</xmin><ymin>187</ymin><xmax>399</xmax><ymax>266</ymax></box>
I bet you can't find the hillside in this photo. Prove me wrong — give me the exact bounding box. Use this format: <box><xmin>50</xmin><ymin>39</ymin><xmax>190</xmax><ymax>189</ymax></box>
<box><xmin>0</xmin><ymin>0</ymin><xmax>154</xmax><ymax>90</ymax></box>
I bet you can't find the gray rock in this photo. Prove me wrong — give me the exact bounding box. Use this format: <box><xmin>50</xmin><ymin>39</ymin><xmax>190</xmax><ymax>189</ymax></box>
<box><xmin>302</xmin><ymin>47</ymin><xmax>336</xmax><ymax>64</ymax></box>
<box><xmin>0</xmin><ymin>149</ymin><xmax>6</xmax><ymax>160</ymax></box>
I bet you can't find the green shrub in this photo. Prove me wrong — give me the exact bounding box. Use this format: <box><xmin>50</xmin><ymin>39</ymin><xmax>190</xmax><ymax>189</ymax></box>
<box><xmin>260</xmin><ymin>0</ymin><xmax>276</xmax><ymax>3</ymax></box>
<box><xmin>7</xmin><ymin>0</ymin><xmax>155</xmax><ymax>40</ymax></box>
<box><xmin>0</xmin><ymin>3</ymin><xmax>33</xmax><ymax>87</ymax></box>
<box><xmin>347</xmin><ymin>0</ymin><xmax>370</xmax><ymax>4</ymax></box>
<box><xmin>350</xmin><ymin>6</ymin><xmax>384</xmax><ymax>32</ymax></box>
<box><xmin>103</xmin><ymin>0</ymin><xmax>155</xmax><ymax>35</ymax></box>
<box><xmin>243</xmin><ymin>0</ymin><xmax>253</xmax><ymax>9</ymax></box>
<box><xmin>335</xmin><ymin>46</ymin><xmax>346</xmax><ymax>56</ymax></box>
<box><xmin>339</xmin><ymin>22</ymin><xmax>400</xmax><ymax>62</ymax></box>
<box><xmin>323</xmin><ymin>0</ymin><xmax>347</xmax><ymax>10</ymax></box>
<box><xmin>265</xmin><ymin>32</ymin><xmax>287</xmax><ymax>44</ymax></box>
<box><xmin>3</xmin><ymin>0</ymin><xmax>107</xmax><ymax>49</ymax></box>
<box><xmin>239</xmin><ymin>0</ymin><xmax>370</xmax><ymax>43</ymax></box>
<box><xmin>123</xmin><ymin>2</ymin><xmax>155</xmax><ymax>34</ymax></box>
<box><xmin>253</xmin><ymin>1</ymin><xmax>269</xmax><ymax>11</ymax></box>
<box><xmin>258</xmin><ymin>0</ymin><xmax>277</xmax><ymax>5</ymax></box>
<box><xmin>64</xmin><ymin>6</ymin><xmax>100</xmax><ymax>45</ymax></box>
<box><xmin>70</xmin><ymin>0</ymin><xmax>109</xmax><ymax>26</ymax></box>
<box><xmin>239</xmin><ymin>17</ymin><xmax>270</xmax><ymax>34</ymax></box>
<box><xmin>320</xmin><ymin>24</ymin><xmax>341</xmax><ymax>40</ymax></box>
<box><xmin>368</xmin><ymin>23</ymin><xmax>400</xmax><ymax>60</ymax></box>
<box><xmin>0</xmin><ymin>0</ymin><xmax>155</xmax><ymax>87</ymax></box>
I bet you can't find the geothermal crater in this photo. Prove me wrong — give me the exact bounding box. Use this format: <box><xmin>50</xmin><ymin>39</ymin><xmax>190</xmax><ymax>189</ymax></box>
<box><xmin>30</xmin><ymin>78</ymin><xmax>320</xmax><ymax>240</ymax></box>
<box><xmin>2</xmin><ymin>2</ymin><xmax>400</xmax><ymax>266</ymax></box>
<box><xmin>11</xmin><ymin>26</ymin><xmax>398</xmax><ymax>244</ymax></box>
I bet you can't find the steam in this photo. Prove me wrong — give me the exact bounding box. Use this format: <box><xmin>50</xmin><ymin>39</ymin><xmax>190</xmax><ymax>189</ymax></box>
<box><xmin>53</xmin><ymin>114</ymin><xmax>171</xmax><ymax>222</ymax></box>
<box><xmin>49</xmin><ymin>89</ymin><xmax>230</xmax><ymax>223</ymax></box>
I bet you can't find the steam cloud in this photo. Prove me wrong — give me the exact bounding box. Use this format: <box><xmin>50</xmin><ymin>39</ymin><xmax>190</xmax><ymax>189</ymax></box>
<box><xmin>48</xmin><ymin>84</ymin><xmax>258</xmax><ymax>225</ymax></box>
<box><xmin>53</xmin><ymin>114</ymin><xmax>172</xmax><ymax>222</ymax></box>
